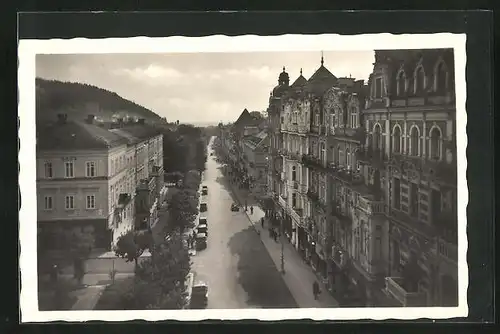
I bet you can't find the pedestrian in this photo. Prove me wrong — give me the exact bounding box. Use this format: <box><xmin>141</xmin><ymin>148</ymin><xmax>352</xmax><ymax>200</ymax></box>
<box><xmin>313</xmin><ymin>281</ymin><xmax>320</xmax><ymax>300</ymax></box>
<box><xmin>250</xmin><ymin>206</ymin><xmax>254</xmax><ymax>214</ymax></box>
<box><xmin>273</xmin><ymin>229</ymin><xmax>278</xmax><ymax>242</ymax></box>
<box><xmin>245</xmin><ymin>200</ymin><xmax>248</xmax><ymax>212</ymax></box>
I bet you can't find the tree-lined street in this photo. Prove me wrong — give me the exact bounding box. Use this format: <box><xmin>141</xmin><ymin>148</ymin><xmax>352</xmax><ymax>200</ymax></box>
<box><xmin>190</xmin><ymin>137</ymin><xmax>297</xmax><ymax>308</ymax></box>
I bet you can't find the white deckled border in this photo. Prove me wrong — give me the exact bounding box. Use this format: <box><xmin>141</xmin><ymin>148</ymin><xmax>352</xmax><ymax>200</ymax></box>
<box><xmin>19</xmin><ymin>33</ymin><xmax>468</xmax><ymax>322</ymax></box>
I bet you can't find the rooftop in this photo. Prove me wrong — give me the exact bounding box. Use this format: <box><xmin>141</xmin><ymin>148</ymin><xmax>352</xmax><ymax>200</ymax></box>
<box><xmin>37</xmin><ymin>119</ymin><xmax>130</xmax><ymax>151</ymax></box>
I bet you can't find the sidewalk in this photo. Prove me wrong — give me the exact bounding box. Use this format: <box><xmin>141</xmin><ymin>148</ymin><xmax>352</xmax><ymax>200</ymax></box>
<box><xmin>226</xmin><ymin>177</ymin><xmax>339</xmax><ymax>308</ymax></box>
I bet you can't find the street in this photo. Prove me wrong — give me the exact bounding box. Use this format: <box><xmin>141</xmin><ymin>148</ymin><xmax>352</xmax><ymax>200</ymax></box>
<box><xmin>190</xmin><ymin>137</ymin><xmax>297</xmax><ymax>309</ymax></box>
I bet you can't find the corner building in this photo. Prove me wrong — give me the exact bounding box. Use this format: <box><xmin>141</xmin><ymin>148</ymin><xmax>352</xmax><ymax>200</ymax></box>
<box><xmin>359</xmin><ymin>49</ymin><xmax>458</xmax><ymax>306</ymax></box>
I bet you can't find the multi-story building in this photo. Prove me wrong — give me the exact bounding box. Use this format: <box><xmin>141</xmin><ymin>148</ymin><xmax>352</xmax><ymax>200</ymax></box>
<box><xmin>37</xmin><ymin>114</ymin><xmax>164</xmax><ymax>251</ymax></box>
<box><xmin>358</xmin><ymin>49</ymin><xmax>458</xmax><ymax>307</ymax></box>
<box><xmin>241</xmin><ymin>129</ymin><xmax>269</xmax><ymax>198</ymax></box>
<box><xmin>266</xmin><ymin>68</ymin><xmax>289</xmax><ymax>225</ymax></box>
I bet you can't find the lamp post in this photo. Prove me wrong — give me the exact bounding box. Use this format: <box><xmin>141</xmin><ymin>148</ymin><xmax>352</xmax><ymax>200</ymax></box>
<box><xmin>280</xmin><ymin>194</ymin><xmax>287</xmax><ymax>275</ymax></box>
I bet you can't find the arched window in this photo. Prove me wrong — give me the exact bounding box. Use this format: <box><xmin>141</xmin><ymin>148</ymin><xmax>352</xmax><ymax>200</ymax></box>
<box><xmin>393</xmin><ymin>125</ymin><xmax>402</xmax><ymax>153</ymax></box>
<box><xmin>373</xmin><ymin>123</ymin><xmax>382</xmax><ymax>150</ymax></box>
<box><xmin>415</xmin><ymin>67</ymin><xmax>425</xmax><ymax>93</ymax></box>
<box><xmin>430</xmin><ymin>127</ymin><xmax>442</xmax><ymax>160</ymax></box>
<box><xmin>346</xmin><ymin>148</ymin><xmax>351</xmax><ymax>169</ymax></box>
<box><xmin>292</xmin><ymin>192</ymin><xmax>297</xmax><ymax>207</ymax></box>
<box><xmin>436</xmin><ymin>62</ymin><xmax>447</xmax><ymax>92</ymax></box>
<box><xmin>336</xmin><ymin>145</ymin><xmax>341</xmax><ymax>164</ymax></box>
<box><xmin>410</xmin><ymin>126</ymin><xmax>420</xmax><ymax>156</ymax></box>
<box><xmin>292</xmin><ymin>166</ymin><xmax>296</xmax><ymax>181</ymax></box>
<box><xmin>320</xmin><ymin>143</ymin><xmax>326</xmax><ymax>164</ymax></box>
<box><xmin>397</xmin><ymin>71</ymin><xmax>406</xmax><ymax>96</ymax></box>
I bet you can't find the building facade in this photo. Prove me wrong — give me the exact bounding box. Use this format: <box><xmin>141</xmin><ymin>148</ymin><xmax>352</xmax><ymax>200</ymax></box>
<box><xmin>37</xmin><ymin>114</ymin><xmax>164</xmax><ymax>251</ymax></box>
<box><xmin>359</xmin><ymin>49</ymin><xmax>458</xmax><ymax>307</ymax></box>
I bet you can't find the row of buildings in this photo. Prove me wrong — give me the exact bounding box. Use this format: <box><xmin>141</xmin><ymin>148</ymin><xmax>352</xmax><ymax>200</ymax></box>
<box><xmin>221</xmin><ymin>49</ymin><xmax>458</xmax><ymax>307</ymax></box>
<box><xmin>218</xmin><ymin>109</ymin><xmax>270</xmax><ymax>199</ymax></box>
<box><xmin>36</xmin><ymin>114</ymin><xmax>167</xmax><ymax>252</ymax></box>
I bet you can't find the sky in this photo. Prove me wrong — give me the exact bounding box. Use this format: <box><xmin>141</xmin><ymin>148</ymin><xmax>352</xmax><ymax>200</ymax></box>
<box><xmin>36</xmin><ymin>51</ymin><xmax>375</xmax><ymax>124</ymax></box>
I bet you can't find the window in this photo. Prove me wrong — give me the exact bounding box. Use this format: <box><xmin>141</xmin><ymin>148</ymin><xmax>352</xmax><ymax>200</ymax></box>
<box><xmin>44</xmin><ymin>196</ymin><xmax>53</xmax><ymax>210</ymax></box>
<box><xmin>291</xmin><ymin>166</ymin><xmax>296</xmax><ymax>181</ymax></box>
<box><xmin>415</xmin><ymin>67</ymin><xmax>425</xmax><ymax>93</ymax></box>
<box><xmin>375</xmin><ymin>77</ymin><xmax>383</xmax><ymax>98</ymax></box>
<box><xmin>44</xmin><ymin>162</ymin><xmax>53</xmax><ymax>178</ymax></box>
<box><xmin>65</xmin><ymin>195</ymin><xmax>75</xmax><ymax>210</ymax></box>
<box><xmin>410</xmin><ymin>183</ymin><xmax>419</xmax><ymax>218</ymax></box>
<box><xmin>320</xmin><ymin>143</ymin><xmax>326</xmax><ymax>164</ymax></box>
<box><xmin>429</xmin><ymin>127</ymin><xmax>442</xmax><ymax>160</ymax></box>
<box><xmin>373</xmin><ymin>124</ymin><xmax>382</xmax><ymax>150</ymax></box>
<box><xmin>393</xmin><ymin>126</ymin><xmax>401</xmax><ymax>153</ymax></box>
<box><xmin>410</xmin><ymin>126</ymin><xmax>420</xmax><ymax>156</ymax></box>
<box><xmin>436</xmin><ymin>62</ymin><xmax>447</xmax><ymax>92</ymax></box>
<box><xmin>397</xmin><ymin>71</ymin><xmax>406</xmax><ymax>96</ymax></box>
<box><xmin>292</xmin><ymin>193</ymin><xmax>297</xmax><ymax>207</ymax></box>
<box><xmin>375</xmin><ymin>237</ymin><xmax>382</xmax><ymax>260</ymax></box>
<box><xmin>394</xmin><ymin>178</ymin><xmax>401</xmax><ymax>210</ymax></box>
<box><xmin>64</xmin><ymin>161</ymin><xmax>74</xmax><ymax>178</ymax></box>
<box><xmin>86</xmin><ymin>194</ymin><xmax>96</xmax><ymax>209</ymax></box>
<box><xmin>86</xmin><ymin>161</ymin><xmax>96</xmax><ymax>177</ymax></box>
<box><xmin>346</xmin><ymin>148</ymin><xmax>351</xmax><ymax>169</ymax></box>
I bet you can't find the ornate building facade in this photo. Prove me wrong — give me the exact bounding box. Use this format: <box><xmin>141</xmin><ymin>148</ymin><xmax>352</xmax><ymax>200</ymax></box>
<box><xmin>359</xmin><ymin>49</ymin><xmax>458</xmax><ymax>307</ymax></box>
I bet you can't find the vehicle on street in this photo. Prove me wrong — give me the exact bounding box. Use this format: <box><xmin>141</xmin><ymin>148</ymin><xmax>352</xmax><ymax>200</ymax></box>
<box><xmin>196</xmin><ymin>223</ymin><xmax>208</xmax><ymax>235</ymax></box>
<box><xmin>201</xmin><ymin>185</ymin><xmax>208</xmax><ymax>195</ymax></box>
<box><xmin>200</xmin><ymin>202</ymin><xmax>208</xmax><ymax>212</ymax></box>
<box><xmin>190</xmin><ymin>283</ymin><xmax>208</xmax><ymax>309</ymax></box>
<box><xmin>199</xmin><ymin>217</ymin><xmax>208</xmax><ymax>226</ymax></box>
<box><xmin>195</xmin><ymin>233</ymin><xmax>207</xmax><ymax>251</ymax></box>
<box><xmin>230</xmin><ymin>203</ymin><xmax>239</xmax><ymax>212</ymax></box>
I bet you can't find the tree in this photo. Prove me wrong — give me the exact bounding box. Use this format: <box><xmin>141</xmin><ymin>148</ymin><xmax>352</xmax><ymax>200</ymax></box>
<box><xmin>166</xmin><ymin>189</ymin><xmax>199</xmax><ymax>234</ymax></box>
<box><xmin>123</xmin><ymin>232</ymin><xmax>191</xmax><ymax>309</ymax></box>
<box><xmin>184</xmin><ymin>170</ymin><xmax>201</xmax><ymax>190</ymax></box>
<box><xmin>114</xmin><ymin>230</ymin><xmax>153</xmax><ymax>268</ymax></box>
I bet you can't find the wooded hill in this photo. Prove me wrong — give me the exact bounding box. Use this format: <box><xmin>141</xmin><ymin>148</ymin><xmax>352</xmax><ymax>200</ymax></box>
<box><xmin>36</xmin><ymin>78</ymin><xmax>164</xmax><ymax>123</ymax></box>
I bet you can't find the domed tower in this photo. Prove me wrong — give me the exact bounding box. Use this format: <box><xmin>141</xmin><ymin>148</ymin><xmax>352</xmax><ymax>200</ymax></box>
<box><xmin>278</xmin><ymin>66</ymin><xmax>290</xmax><ymax>86</ymax></box>
<box><xmin>272</xmin><ymin>66</ymin><xmax>290</xmax><ymax>98</ymax></box>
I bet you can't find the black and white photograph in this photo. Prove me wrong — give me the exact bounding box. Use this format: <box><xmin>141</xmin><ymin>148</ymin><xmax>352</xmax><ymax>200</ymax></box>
<box><xmin>19</xmin><ymin>33</ymin><xmax>467</xmax><ymax>322</ymax></box>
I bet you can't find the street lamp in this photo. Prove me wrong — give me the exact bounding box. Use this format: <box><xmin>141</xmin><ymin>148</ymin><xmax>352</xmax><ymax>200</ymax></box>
<box><xmin>280</xmin><ymin>194</ymin><xmax>287</xmax><ymax>275</ymax></box>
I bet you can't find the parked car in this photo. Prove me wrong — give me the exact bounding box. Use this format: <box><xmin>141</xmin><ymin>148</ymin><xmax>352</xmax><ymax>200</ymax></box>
<box><xmin>230</xmin><ymin>203</ymin><xmax>239</xmax><ymax>212</ymax></box>
<box><xmin>196</xmin><ymin>224</ymin><xmax>208</xmax><ymax>235</ymax></box>
<box><xmin>201</xmin><ymin>185</ymin><xmax>208</xmax><ymax>195</ymax></box>
<box><xmin>200</xmin><ymin>202</ymin><xmax>208</xmax><ymax>212</ymax></box>
<box><xmin>199</xmin><ymin>217</ymin><xmax>208</xmax><ymax>226</ymax></box>
<box><xmin>195</xmin><ymin>233</ymin><xmax>207</xmax><ymax>250</ymax></box>
<box><xmin>190</xmin><ymin>282</ymin><xmax>208</xmax><ymax>309</ymax></box>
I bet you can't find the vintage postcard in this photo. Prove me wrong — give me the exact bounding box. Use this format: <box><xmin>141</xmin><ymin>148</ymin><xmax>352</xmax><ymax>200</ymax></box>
<box><xmin>19</xmin><ymin>33</ymin><xmax>467</xmax><ymax>322</ymax></box>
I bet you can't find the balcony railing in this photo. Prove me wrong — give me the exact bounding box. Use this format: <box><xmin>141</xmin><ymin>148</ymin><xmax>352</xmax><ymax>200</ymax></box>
<box><xmin>333</xmin><ymin>127</ymin><xmax>366</xmax><ymax>142</ymax></box>
<box><xmin>301</xmin><ymin>154</ymin><xmax>327</xmax><ymax>171</ymax></box>
<box><xmin>307</xmin><ymin>188</ymin><xmax>320</xmax><ymax>202</ymax></box>
<box><xmin>385</xmin><ymin>277</ymin><xmax>427</xmax><ymax>307</ymax></box>
<box><xmin>437</xmin><ymin>237</ymin><xmax>458</xmax><ymax>263</ymax></box>
<box><xmin>357</xmin><ymin>195</ymin><xmax>386</xmax><ymax>215</ymax></box>
<box><xmin>356</xmin><ymin>147</ymin><xmax>388</xmax><ymax>169</ymax></box>
<box><xmin>328</xmin><ymin>165</ymin><xmax>365</xmax><ymax>185</ymax></box>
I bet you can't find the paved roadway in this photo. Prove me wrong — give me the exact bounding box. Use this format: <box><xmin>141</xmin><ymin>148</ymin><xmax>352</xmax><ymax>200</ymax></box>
<box><xmin>190</xmin><ymin>137</ymin><xmax>297</xmax><ymax>309</ymax></box>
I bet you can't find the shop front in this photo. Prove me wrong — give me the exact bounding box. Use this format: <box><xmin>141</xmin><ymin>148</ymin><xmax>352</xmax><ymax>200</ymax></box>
<box><xmin>297</xmin><ymin>225</ymin><xmax>308</xmax><ymax>259</ymax></box>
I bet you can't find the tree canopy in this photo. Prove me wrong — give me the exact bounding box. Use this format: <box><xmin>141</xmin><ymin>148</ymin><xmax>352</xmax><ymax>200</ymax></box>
<box><xmin>166</xmin><ymin>189</ymin><xmax>199</xmax><ymax>234</ymax></box>
<box><xmin>114</xmin><ymin>230</ymin><xmax>153</xmax><ymax>266</ymax></box>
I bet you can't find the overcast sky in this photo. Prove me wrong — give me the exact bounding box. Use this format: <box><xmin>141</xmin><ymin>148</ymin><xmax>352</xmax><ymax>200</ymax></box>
<box><xmin>36</xmin><ymin>51</ymin><xmax>375</xmax><ymax>124</ymax></box>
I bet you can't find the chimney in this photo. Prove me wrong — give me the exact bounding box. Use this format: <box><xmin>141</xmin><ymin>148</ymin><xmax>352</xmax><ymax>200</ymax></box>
<box><xmin>138</xmin><ymin>118</ymin><xmax>145</xmax><ymax>125</ymax></box>
<box><xmin>57</xmin><ymin>114</ymin><xmax>67</xmax><ymax>124</ymax></box>
<box><xmin>86</xmin><ymin>114</ymin><xmax>95</xmax><ymax>124</ymax></box>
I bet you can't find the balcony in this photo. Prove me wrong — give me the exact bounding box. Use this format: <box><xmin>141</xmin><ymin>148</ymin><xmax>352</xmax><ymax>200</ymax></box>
<box><xmin>286</xmin><ymin>151</ymin><xmax>301</xmax><ymax>161</ymax></box>
<box><xmin>329</xmin><ymin>165</ymin><xmax>365</xmax><ymax>186</ymax></box>
<box><xmin>306</xmin><ymin>188</ymin><xmax>320</xmax><ymax>202</ymax></box>
<box><xmin>290</xmin><ymin>207</ymin><xmax>305</xmax><ymax>225</ymax></box>
<box><xmin>438</xmin><ymin>238</ymin><xmax>458</xmax><ymax>263</ymax></box>
<box><xmin>357</xmin><ymin>195</ymin><xmax>386</xmax><ymax>215</ymax></box>
<box><xmin>299</xmin><ymin>183</ymin><xmax>308</xmax><ymax>194</ymax></box>
<box><xmin>291</xmin><ymin>180</ymin><xmax>299</xmax><ymax>190</ymax></box>
<box><xmin>385</xmin><ymin>277</ymin><xmax>427</xmax><ymax>307</ymax></box>
<box><xmin>301</xmin><ymin>154</ymin><xmax>327</xmax><ymax>171</ymax></box>
<box><xmin>356</xmin><ymin>147</ymin><xmax>388</xmax><ymax>169</ymax></box>
<box><xmin>333</xmin><ymin>127</ymin><xmax>366</xmax><ymax>143</ymax></box>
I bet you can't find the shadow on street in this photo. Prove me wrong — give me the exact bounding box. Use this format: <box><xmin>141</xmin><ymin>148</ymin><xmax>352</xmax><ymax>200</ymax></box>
<box><xmin>227</xmin><ymin>226</ymin><xmax>297</xmax><ymax>308</ymax></box>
